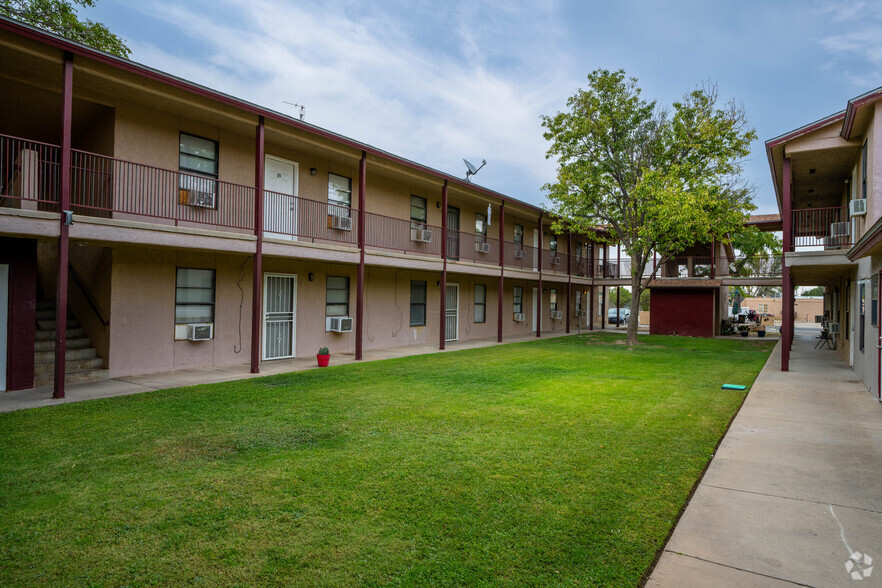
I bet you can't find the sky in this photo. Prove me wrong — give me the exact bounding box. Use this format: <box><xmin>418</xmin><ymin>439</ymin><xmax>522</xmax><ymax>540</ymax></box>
<box><xmin>86</xmin><ymin>0</ymin><xmax>882</xmax><ymax>215</ymax></box>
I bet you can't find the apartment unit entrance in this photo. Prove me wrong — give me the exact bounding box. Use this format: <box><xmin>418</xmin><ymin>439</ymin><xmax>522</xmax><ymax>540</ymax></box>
<box><xmin>264</xmin><ymin>155</ymin><xmax>298</xmax><ymax>239</ymax></box>
<box><xmin>445</xmin><ymin>283</ymin><xmax>459</xmax><ymax>341</ymax></box>
<box><xmin>263</xmin><ymin>273</ymin><xmax>297</xmax><ymax>360</ymax></box>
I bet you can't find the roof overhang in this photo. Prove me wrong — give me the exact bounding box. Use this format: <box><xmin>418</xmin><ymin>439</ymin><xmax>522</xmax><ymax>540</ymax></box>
<box><xmin>847</xmin><ymin>214</ymin><xmax>882</xmax><ymax>261</ymax></box>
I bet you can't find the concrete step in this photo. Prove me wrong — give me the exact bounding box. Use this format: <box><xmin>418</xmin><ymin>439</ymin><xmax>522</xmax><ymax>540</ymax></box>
<box><xmin>34</xmin><ymin>368</ymin><xmax>110</xmax><ymax>388</ymax></box>
<box><xmin>34</xmin><ymin>357</ymin><xmax>104</xmax><ymax>376</ymax></box>
<box><xmin>34</xmin><ymin>347</ymin><xmax>97</xmax><ymax>363</ymax></box>
<box><xmin>34</xmin><ymin>327</ymin><xmax>85</xmax><ymax>341</ymax></box>
<box><xmin>34</xmin><ymin>338</ymin><xmax>91</xmax><ymax>352</ymax></box>
<box><xmin>35</xmin><ymin>308</ymin><xmax>73</xmax><ymax>321</ymax></box>
<box><xmin>36</xmin><ymin>318</ymin><xmax>80</xmax><ymax>331</ymax></box>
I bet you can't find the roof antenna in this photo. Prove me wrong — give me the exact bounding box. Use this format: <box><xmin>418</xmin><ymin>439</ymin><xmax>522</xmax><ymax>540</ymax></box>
<box><xmin>463</xmin><ymin>158</ymin><xmax>487</xmax><ymax>182</ymax></box>
<box><xmin>283</xmin><ymin>100</ymin><xmax>306</xmax><ymax>121</ymax></box>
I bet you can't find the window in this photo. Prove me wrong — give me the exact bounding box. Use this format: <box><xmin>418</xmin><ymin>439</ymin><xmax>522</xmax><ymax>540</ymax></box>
<box><xmin>328</xmin><ymin>173</ymin><xmax>351</xmax><ymax>217</ymax></box>
<box><xmin>575</xmin><ymin>290</ymin><xmax>582</xmax><ymax>315</ymax></box>
<box><xmin>860</xmin><ymin>281</ymin><xmax>866</xmax><ymax>352</ymax></box>
<box><xmin>550</xmin><ymin>288</ymin><xmax>558</xmax><ymax>311</ymax></box>
<box><xmin>410</xmin><ymin>195</ymin><xmax>427</xmax><ymax>229</ymax></box>
<box><xmin>758</xmin><ymin>303</ymin><xmax>769</xmax><ymax>313</ymax></box>
<box><xmin>514</xmin><ymin>224</ymin><xmax>524</xmax><ymax>246</ymax></box>
<box><xmin>863</xmin><ymin>140</ymin><xmax>868</xmax><ymax>200</ymax></box>
<box><xmin>873</xmin><ymin>275</ymin><xmax>878</xmax><ymax>327</ymax></box>
<box><xmin>179</xmin><ymin>133</ymin><xmax>218</xmax><ymax>207</ymax></box>
<box><xmin>175</xmin><ymin>268</ymin><xmax>215</xmax><ymax>325</ymax></box>
<box><xmin>410</xmin><ymin>281</ymin><xmax>426</xmax><ymax>326</ymax></box>
<box><xmin>326</xmin><ymin>276</ymin><xmax>350</xmax><ymax>317</ymax></box>
<box><xmin>474</xmin><ymin>284</ymin><xmax>486</xmax><ymax>323</ymax></box>
<box><xmin>575</xmin><ymin>241</ymin><xmax>582</xmax><ymax>259</ymax></box>
<box><xmin>513</xmin><ymin>286</ymin><xmax>523</xmax><ymax>314</ymax></box>
<box><xmin>475</xmin><ymin>213</ymin><xmax>487</xmax><ymax>243</ymax></box>
<box><xmin>550</xmin><ymin>237</ymin><xmax>557</xmax><ymax>252</ymax></box>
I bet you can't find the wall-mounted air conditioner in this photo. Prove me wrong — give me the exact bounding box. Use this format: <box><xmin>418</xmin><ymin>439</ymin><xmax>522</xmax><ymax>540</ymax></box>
<box><xmin>550</xmin><ymin>256</ymin><xmax>561</xmax><ymax>265</ymax></box>
<box><xmin>850</xmin><ymin>199</ymin><xmax>867</xmax><ymax>216</ymax></box>
<box><xmin>829</xmin><ymin>321</ymin><xmax>840</xmax><ymax>334</ymax></box>
<box><xmin>179</xmin><ymin>189</ymin><xmax>216</xmax><ymax>209</ymax></box>
<box><xmin>411</xmin><ymin>228</ymin><xmax>433</xmax><ymax>242</ymax></box>
<box><xmin>329</xmin><ymin>215</ymin><xmax>353</xmax><ymax>231</ymax></box>
<box><xmin>187</xmin><ymin>323</ymin><xmax>213</xmax><ymax>341</ymax></box>
<box><xmin>575</xmin><ymin>310</ymin><xmax>586</xmax><ymax>318</ymax></box>
<box><xmin>513</xmin><ymin>312</ymin><xmax>526</xmax><ymax>322</ymax></box>
<box><xmin>326</xmin><ymin>316</ymin><xmax>354</xmax><ymax>332</ymax></box>
<box><xmin>513</xmin><ymin>248</ymin><xmax>526</xmax><ymax>260</ymax></box>
<box><xmin>830</xmin><ymin>222</ymin><xmax>850</xmax><ymax>237</ymax></box>
<box><xmin>475</xmin><ymin>242</ymin><xmax>490</xmax><ymax>253</ymax></box>
<box><xmin>550</xmin><ymin>310</ymin><xmax>563</xmax><ymax>320</ymax></box>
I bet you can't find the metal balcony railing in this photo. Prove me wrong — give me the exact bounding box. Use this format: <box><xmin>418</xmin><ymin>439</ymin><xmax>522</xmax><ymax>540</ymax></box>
<box><xmin>792</xmin><ymin>207</ymin><xmax>851</xmax><ymax>250</ymax></box>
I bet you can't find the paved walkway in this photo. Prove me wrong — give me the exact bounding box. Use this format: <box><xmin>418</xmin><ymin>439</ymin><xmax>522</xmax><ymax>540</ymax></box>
<box><xmin>648</xmin><ymin>326</ymin><xmax>882</xmax><ymax>587</ymax></box>
<box><xmin>1</xmin><ymin>330</ymin><xmax>588</xmax><ymax>413</ymax></box>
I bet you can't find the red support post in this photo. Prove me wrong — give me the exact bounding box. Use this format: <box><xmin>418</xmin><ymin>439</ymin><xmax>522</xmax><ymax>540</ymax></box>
<box><xmin>782</xmin><ymin>157</ymin><xmax>792</xmax><ymax>371</ymax></box>
<box><xmin>497</xmin><ymin>201</ymin><xmax>505</xmax><ymax>343</ymax></box>
<box><xmin>536</xmin><ymin>213</ymin><xmax>543</xmax><ymax>337</ymax></box>
<box><xmin>250</xmin><ymin>116</ymin><xmax>265</xmax><ymax>374</ymax></box>
<box><xmin>53</xmin><ymin>52</ymin><xmax>73</xmax><ymax>399</ymax></box>
<box><xmin>566</xmin><ymin>232</ymin><xmax>572</xmax><ymax>334</ymax></box>
<box><xmin>710</xmin><ymin>237</ymin><xmax>716</xmax><ymax>279</ymax></box>
<box><xmin>440</xmin><ymin>181</ymin><xmax>448</xmax><ymax>350</ymax></box>
<box><xmin>356</xmin><ymin>151</ymin><xmax>366</xmax><ymax>360</ymax></box>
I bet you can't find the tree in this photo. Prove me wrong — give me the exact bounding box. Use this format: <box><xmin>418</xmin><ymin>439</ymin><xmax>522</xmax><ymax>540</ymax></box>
<box><xmin>802</xmin><ymin>286</ymin><xmax>824</xmax><ymax>296</ymax></box>
<box><xmin>728</xmin><ymin>226</ymin><xmax>782</xmax><ymax>296</ymax></box>
<box><xmin>1</xmin><ymin>0</ymin><xmax>129</xmax><ymax>57</ymax></box>
<box><xmin>607</xmin><ymin>287</ymin><xmax>630</xmax><ymax>309</ymax></box>
<box><xmin>542</xmin><ymin>69</ymin><xmax>756</xmax><ymax>345</ymax></box>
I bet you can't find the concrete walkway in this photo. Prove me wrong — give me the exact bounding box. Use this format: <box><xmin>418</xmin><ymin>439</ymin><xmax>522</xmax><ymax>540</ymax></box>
<box><xmin>648</xmin><ymin>326</ymin><xmax>882</xmax><ymax>587</ymax></box>
<box><xmin>1</xmin><ymin>330</ymin><xmax>583</xmax><ymax>413</ymax></box>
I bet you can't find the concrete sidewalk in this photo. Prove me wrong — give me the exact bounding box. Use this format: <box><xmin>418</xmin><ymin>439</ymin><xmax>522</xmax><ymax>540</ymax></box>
<box><xmin>1</xmin><ymin>330</ymin><xmax>580</xmax><ymax>413</ymax></box>
<box><xmin>648</xmin><ymin>327</ymin><xmax>882</xmax><ymax>587</ymax></box>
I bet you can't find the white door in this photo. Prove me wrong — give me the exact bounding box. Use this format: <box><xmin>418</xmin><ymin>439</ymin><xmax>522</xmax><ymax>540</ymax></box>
<box><xmin>445</xmin><ymin>283</ymin><xmax>459</xmax><ymax>341</ymax></box>
<box><xmin>0</xmin><ymin>264</ymin><xmax>7</xmax><ymax>391</ymax></box>
<box><xmin>532</xmin><ymin>287</ymin><xmax>538</xmax><ymax>332</ymax></box>
<box><xmin>263</xmin><ymin>273</ymin><xmax>297</xmax><ymax>360</ymax></box>
<box><xmin>264</xmin><ymin>156</ymin><xmax>298</xmax><ymax>240</ymax></box>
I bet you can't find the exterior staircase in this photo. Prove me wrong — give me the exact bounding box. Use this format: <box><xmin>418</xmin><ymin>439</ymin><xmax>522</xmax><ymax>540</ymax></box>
<box><xmin>33</xmin><ymin>301</ymin><xmax>109</xmax><ymax>388</ymax></box>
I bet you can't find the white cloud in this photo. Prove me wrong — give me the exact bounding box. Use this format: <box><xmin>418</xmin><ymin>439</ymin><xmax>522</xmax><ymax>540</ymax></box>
<box><xmin>815</xmin><ymin>0</ymin><xmax>882</xmax><ymax>88</ymax></box>
<box><xmin>121</xmin><ymin>0</ymin><xmax>576</xmax><ymax>205</ymax></box>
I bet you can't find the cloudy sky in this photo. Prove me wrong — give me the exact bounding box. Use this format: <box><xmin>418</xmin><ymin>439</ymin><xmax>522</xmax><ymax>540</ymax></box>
<box><xmin>89</xmin><ymin>0</ymin><xmax>882</xmax><ymax>214</ymax></box>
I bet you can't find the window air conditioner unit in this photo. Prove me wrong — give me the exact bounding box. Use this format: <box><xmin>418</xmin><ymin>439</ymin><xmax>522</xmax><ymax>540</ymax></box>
<box><xmin>179</xmin><ymin>189</ymin><xmax>216</xmax><ymax>209</ymax></box>
<box><xmin>513</xmin><ymin>312</ymin><xmax>526</xmax><ymax>322</ymax></box>
<box><xmin>576</xmin><ymin>310</ymin><xmax>586</xmax><ymax>318</ymax></box>
<box><xmin>187</xmin><ymin>323</ymin><xmax>213</xmax><ymax>341</ymax></box>
<box><xmin>326</xmin><ymin>316</ymin><xmax>354</xmax><ymax>332</ymax></box>
<box><xmin>830</xmin><ymin>222</ymin><xmax>850</xmax><ymax>237</ymax></box>
<box><xmin>550</xmin><ymin>256</ymin><xmax>561</xmax><ymax>265</ymax></box>
<box><xmin>828</xmin><ymin>321</ymin><xmax>840</xmax><ymax>335</ymax></box>
<box><xmin>514</xmin><ymin>248</ymin><xmax>526</xmax><ymax>260</ymax></box>
<box><xmin>550</xmin><ymin>310</ymin><xmax>563</xmax><ymax>320</ymax></box>
<box><xmin>329</xmin><ymin>215</ymin><xmax>353</xmax><ymax>231</ymax></box>
<box><xmin>475</xmin><ymin>241</ymin><xmax>490</xmax><ymax>254</ymax></box>
<box><xmin>850</xmin><ymin>199</ymin><xmax>867</xmax><ymax>216</ymax></box>
<box><xmin>410</xmin><ymin>228</ymin><xmax>433</xmax><ymax>242</ymax></box>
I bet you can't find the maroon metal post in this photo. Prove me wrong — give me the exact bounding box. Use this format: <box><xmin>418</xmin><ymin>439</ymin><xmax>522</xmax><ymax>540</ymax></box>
<box><xmin>440</xmin><ymin>181</ymin><xmax>448</xmax><ymax>350</ymax></box>
<box><xmin>250</xmin><ymin>116</ymin><xmax>265</xmax><ymax>374</ymax></box>
<box><xmin>589</xmin><ymin>286</ymin><xmax>595</xmax><ymax>331</ymax></box>
<box><xmin>710</xmin><ymin>237</ymin><xmax>716</xmax><ymax>279</ymax></box>
<box><xmin>356</xmin><ymin>151</ymin><xmax>367</xmax><ymax>360</ymax></box>
<box><xmin>537</xmin><ymin>213</ymin><xmax>543</xmax><ymax>337</ymax></box>
<box><xmin>53</xmin><ymin>52</ymin><xmax>73</xmax><ymax>399</ymax></box>
<box><xmin>601</xmin><ymin>286</ymin><xmax>606</xmax><ymax>330</ymax></box>
<box><xmin>566</xmin><ymin>232</ymin><xmax>571</xmax><ymax>334</ymax></box>
<box><xmin>497</xmin><ymin>201</ymin><xmax>505</xmax><ymax>343</ymax></box>
<box><xmin>782</xmin><ymin>157</ymin><xmax>792</xmax><ymax>371</ymax></box>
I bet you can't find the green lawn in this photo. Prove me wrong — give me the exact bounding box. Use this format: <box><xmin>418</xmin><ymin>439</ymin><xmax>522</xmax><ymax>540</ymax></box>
<box><xmin>0</xmin><ymin>333</ymin><xmax>774</xmax><ymax>586</ymax></box>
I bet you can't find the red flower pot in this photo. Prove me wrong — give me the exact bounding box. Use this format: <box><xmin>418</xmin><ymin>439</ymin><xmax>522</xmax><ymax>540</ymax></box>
<box><xmin>317</xmin><ymin>353</ymin><xmax>330</xmax><ymax>367</ymax></box>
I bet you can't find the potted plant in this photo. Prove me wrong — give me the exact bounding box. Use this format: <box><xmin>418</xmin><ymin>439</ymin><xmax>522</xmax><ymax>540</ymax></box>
<box><xmin>757</xmin><ymin>325</ymin><xmax>766</xmax><ymax>338</ymax></box>
<box><xmin>738</xmin><ymin>325</ymin><xmax>749</xmax><ymax>337</ymax></box>
<box><xmin>316</xmin><ymin>346</ymin><xmax>330</xmax><ymax>367</ymax></box>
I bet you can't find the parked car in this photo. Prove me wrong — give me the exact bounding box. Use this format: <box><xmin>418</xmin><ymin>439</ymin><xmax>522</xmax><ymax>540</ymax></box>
<box><xmin>608</xmin><ymin>307</ymin><xmax>631</xmax><ymax>326</ymax></box>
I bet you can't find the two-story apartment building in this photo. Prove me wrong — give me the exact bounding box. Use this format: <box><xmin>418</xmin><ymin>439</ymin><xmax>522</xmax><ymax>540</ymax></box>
<box><xmin>768</xmin><ymin>85</ymin><xmax>882</xmax><ymax>400</ymax></box>
<box><xmin>0</xmin><ymin>17</ymin><xmax>637</xmax><ymax>398</ymax></box>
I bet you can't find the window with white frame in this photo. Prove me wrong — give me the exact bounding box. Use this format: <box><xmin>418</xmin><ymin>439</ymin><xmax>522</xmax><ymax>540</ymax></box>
<box><xmin>550</xmin><ymin>288</ymin><xmax>558</xmax><ymax>311</ymax></box>
<box><xmin>475</xmin><ymin>213</ymin><xmax>487</xmax><ymax>244</ymax></box>
<box><xmin>410</xmin><ymin>281</ymin><xmax>426</xmax><ymax>326</ymax></box>
<box><xmin>179</xmin><ymin>133</ymin><xmax>218</xmax><ymax>208</ymax></box>
<box><xmin>411</xmin><ymin>195</ymin><xmax>427</xmax><ymax>229</ymax></box>
<box><xmin>175</xmin><ymin>268</ymin><xmax>215</xmax><ymax>338</ymax></box>
<box><xmin>758</xmin><ymin>303</ymin><xmax>769</xmax><ymax>313</ymax></box>
<box><xmin>513</xmin><ymin>286</ymin><xmax>523</xmax><ymax>314</ymax></box>
<box><xmin>326</xmin><ymin>276</ymin><xmax>350</xmax><ymax>317</ymax></box>
<box><xmin>514</xmin><ymin>224</ymin><xmax>524</xmax><ymax>246</ymax></box>
<box><xmin>328</xmin><ymin>173</ymin><xmax>352</xmax><ymax>218</ymax></box>
<box><xmin>474</xmin><ymin>284</ymin><xmax>486</xmax><ymax>323</ymax></box>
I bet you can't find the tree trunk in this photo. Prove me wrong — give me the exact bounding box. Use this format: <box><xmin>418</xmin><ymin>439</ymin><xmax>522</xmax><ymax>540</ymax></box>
<box><xmin>626</xmin><ymin>253</ymin><xmax>642</xmax><ymax>346</ymax></box>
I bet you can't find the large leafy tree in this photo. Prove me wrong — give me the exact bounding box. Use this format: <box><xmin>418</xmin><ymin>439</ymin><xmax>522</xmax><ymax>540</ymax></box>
<box><xmin>1</xmin><ymin>0</ymin><xmax>129</xmax><ymax>57</ymax></box>
<box><xmin>728</xmin><ymin>227</ymin><xmax>782</xmax><ymax>296</ymax></box>
<box><xmin>542</xmin><ymin>69</ymin><xmax>756</xmax><ymax>345</ymax></box>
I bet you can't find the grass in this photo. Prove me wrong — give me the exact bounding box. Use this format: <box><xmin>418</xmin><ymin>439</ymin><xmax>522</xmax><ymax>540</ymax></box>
<box><xmin>0</xmin><ymin>333</ymin><xmax>774</xmax><ymax>586</ymax></box>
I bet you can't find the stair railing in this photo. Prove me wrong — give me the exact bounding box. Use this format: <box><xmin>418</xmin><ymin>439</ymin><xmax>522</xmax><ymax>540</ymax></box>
<box><xmin>68</xmin><ymin>264</ymin><xmax>109</xmax><ymax>327</ymax></box>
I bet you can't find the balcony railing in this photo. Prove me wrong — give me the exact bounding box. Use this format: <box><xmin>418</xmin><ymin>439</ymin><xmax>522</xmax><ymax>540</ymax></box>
<box><xmin>792</xmin><ymin>207</ymin><xmax>851</xmax><ymax>250</ymax></box>
<box><xmin>542</xmin><ymin>249</ymin><xmax>569</xmax><ymax>274</ymax></box>
<box><xmin>503</xmin><ymin>242</ymin><xmax>538</xmax><ymax>270</ymax></box>
<box><xmin>364</xmin><ymin>213</ymin><xmax>441</xmax><ymax>256</ymax></box>
<box><xmin>0</xmin><ymin>134</ymin><xmax>60</xmax><ymax>212</ymax></box>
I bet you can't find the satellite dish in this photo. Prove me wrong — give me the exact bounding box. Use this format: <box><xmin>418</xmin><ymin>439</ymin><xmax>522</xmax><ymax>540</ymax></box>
<box><xmin>463</xmin><ymin>158</ymin><xmax>487</xmax><ymax>182</ymax></box>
